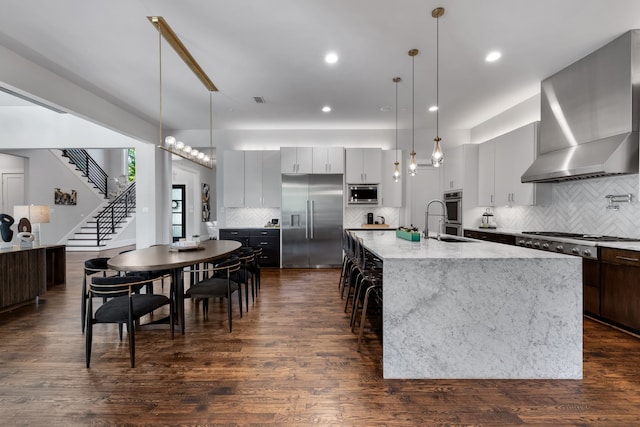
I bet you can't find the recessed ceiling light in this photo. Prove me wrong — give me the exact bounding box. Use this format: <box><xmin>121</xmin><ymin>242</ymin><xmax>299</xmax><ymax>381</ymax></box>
<box><xmin>380</xmin><ymin>106</ymin><xmax>392</xmax><ymax>112</ymax></box>
<box><xmin>486</xmin><ymin>51</ymin><xmax>502</xmax><ymax>62</ymax></box>
<box><xmin>429</xmin><ymin>105</ymin><xmax>438</xmax><ymax>112</ymax></box>
<box><xmin>322</xmin><ymin>106</ymin><xmax>332</xmax><ymax>113</ymax></box>
<box><xmin>325</xmin><ymin>52</ymin><xmax>338</xmax><ymax>64</ymax></box>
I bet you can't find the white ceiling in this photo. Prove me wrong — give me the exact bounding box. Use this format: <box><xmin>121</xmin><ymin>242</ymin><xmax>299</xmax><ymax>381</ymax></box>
<box><xmin>1</xmin><ymin>0</ymin><xmax>640</xmax><ymax>136</ymax></box>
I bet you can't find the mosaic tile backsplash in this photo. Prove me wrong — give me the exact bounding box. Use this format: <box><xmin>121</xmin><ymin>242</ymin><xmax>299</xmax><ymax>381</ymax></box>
<box><xmin>468</xmin><ymin>174</ymin><xmax>640</xmax><ymax>238</ymax></box>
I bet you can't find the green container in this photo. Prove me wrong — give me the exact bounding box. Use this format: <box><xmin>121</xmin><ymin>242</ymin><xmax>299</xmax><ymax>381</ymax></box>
<box><xmin>396</xmin><ymin>229</ymin><xmax>421</xmax><ymax>241</ymax></box>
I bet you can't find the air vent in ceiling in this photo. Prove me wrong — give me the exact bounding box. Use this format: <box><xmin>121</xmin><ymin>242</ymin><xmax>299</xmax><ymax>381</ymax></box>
<box><xmin>253</xmin><ymin>96</ymin><xmax>266</xmax><ymax>104</ymax></box>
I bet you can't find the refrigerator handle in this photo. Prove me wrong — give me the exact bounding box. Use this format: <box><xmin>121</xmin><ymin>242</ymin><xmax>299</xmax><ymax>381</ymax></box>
<box><xmin>305</xmin><ymin>200</ymin><xmax>309</xmax><ymax>239</ymax></box>
<box><xmin>310</xmin><ymin>200</ymin><xmax>314</xmax><ymax>239</ymax></box>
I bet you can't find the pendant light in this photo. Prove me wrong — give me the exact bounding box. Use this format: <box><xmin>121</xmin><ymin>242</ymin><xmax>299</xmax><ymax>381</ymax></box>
<box><xmin>431</xmin><ymin>7</ymin><xmax>445</xmax><ymax>167</ymax></box>
<box><xmin>392</xmin><ymin>76</ymin><xmax>402</xmax><ymax>182</ymax></box>
<box><xmin>408</xmin><ymin>49</ymin><xmax>419</xmax><ymax>177</ymax></box>
<box><xmin>149</xmin><ymin>16</ymin><xmax>216</xmax><ymax>169</ymax></box>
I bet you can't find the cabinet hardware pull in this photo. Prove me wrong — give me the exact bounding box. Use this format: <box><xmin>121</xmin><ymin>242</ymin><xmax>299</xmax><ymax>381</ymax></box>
<box><xmin>616</xmin><ymin>256</ymin><xmax>639</xmax><ymax>262</ymax></box>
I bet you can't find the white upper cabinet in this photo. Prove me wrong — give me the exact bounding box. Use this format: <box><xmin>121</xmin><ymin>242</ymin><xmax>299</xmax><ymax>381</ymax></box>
<box><xmin>443</xmin><ymin>145</ymin><xmax>463</xmax><ymax>191</ymax></box>
<box><xmin>441</xmin><ymin>144</ymin><xmax>479</xmax><ymax>208</ymax></box>
<box><xmin>244</xmin><ymin>151</ymin><xmax>263</xmax><ymax>207</ymax></box>
<box><xmin>261</xmin><ymin>151</ymin><xmax>282</xmax><ymax>207</ymax></box>
<box><xmin>223</xmin><ymin>151</ymin><xmax>246</xmax><ymax>207</ymax></box>
<box><xmin>281</xmin><ymin>147</ymin><xmax>312</xmax><ymax>173</ymax></box>
<box><xmin>381</xmin><ymin>149</ymin><xmax>403</xmax><ymax>207</ymax></box>
<box><xmin>477</xmin><ymin>141</ymin><xmax>495</xmax><ymax>206</ymax></box>
<box><xmin>224</xmin><ymin>150</ymin><xmax>281</xmax><ymax>208</ymax></box>
<box><xmin>345</xmin><ymin>148</ymin><xmax>382</xmax><ymax>183</ymax></box>
<box><xmin>477</xmin><ymin>122</ymin><xmax>551</xmax><ymax>207</ymax></box>
<box><xmin>312</xmin><ymin>147</ymin><xmax>344</xmax><ymax>174</ymax></box>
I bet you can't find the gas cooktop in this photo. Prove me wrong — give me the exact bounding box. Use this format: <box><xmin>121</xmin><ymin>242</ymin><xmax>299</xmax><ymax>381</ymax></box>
<box><xmin>521</xmin><ymin>231</ymin><xmax>640</xmax><ymax>242</ymax></box>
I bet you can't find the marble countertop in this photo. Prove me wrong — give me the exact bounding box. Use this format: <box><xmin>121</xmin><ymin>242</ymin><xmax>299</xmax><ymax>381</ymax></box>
<box><xmin>464</xmin><ymin>227</ymin><xmax>640</xmax><ymax>252</ymax></box>
<box><xmin>352</xmin><ymin>230</ymin><xmax>572</xmax><ymax>260</ymax></box>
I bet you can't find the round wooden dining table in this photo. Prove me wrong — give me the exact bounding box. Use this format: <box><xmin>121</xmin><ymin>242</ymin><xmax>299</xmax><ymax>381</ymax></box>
<box><xmin>107</xmin><ymin>239</ymin><xmax>241</xmax><ymax>334</ymax></box>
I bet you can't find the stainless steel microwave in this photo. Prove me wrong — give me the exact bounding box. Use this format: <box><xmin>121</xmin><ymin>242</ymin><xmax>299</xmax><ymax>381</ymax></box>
<box><xmin>348</xmin><ymin>184</ymin><xmax>379</xmax><ymax>205</ymax></box>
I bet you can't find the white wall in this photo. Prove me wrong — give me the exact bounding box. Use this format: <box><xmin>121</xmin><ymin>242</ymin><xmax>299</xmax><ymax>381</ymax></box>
<box><xmin>172</xmin><ymin>161</ymin><xmax>216</xmax><ymax>239</ymax></box>
<box><xmin>8</xmin><ymin>149</ymin><xmax>103</xmax><ymax>245</ymax></box>
<box><xmin>0</xmin><ymin>152</ymin><xmax>24</xmax><ymax>210</ymax></box>
<box><xmin>0</xmin><ymin>106</ymin><xmax>144</xmax><ymax>149</ymax></box>
<box><xmin>470</xmin><ymin>94</ymin><xmax>540</xmax><ymax>144</ymax></box>
<box><xmin>0</xmin><ymin>44</ymin><xmax>157</xmax><ymax>144</ymax></box>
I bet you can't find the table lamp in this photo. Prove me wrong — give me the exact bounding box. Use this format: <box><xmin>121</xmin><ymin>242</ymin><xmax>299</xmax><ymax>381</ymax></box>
<box><xmin>29</xmin><ymin>205</ymin><xmax>50</xmax><ymax>246</ymax></box>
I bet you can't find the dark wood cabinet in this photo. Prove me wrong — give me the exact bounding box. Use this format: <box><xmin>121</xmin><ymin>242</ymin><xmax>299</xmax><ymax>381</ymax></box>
<box><xmin>0</xmin><ymin>246</ymin><xmax>46</xmax><ymax>311</ymax></box>
<box><xmin>600</xmin><ymin>247</ymin><xmax>640</xmax><ymax>332</ymax></box>
<box><xmin>583</xmin><ymin>258</ymin><xmax>601</xmax><ymax>316</ymax></box>
<box><xmin>249</xmin><ymin>229</ymin><xmax>280</xmax><ymax>267</ymax></box>
<box><xmin>45</xmin><ymin>245</ymin><xmax>66</xmax><ymax>288</ymax></box>
<box><xmin>463</xmin><ymin>229</ymin><xmax>516</xmax><ymax>245</ymax></box>
<box><xmin>219</xmin><ymin>229</ymin><xmax>250</xmax><ymax>247</ymax></box>
<box><xmin>219</xmin><ymin>228</ymin><xmax>280</xmax><ymax>267</ymax></box>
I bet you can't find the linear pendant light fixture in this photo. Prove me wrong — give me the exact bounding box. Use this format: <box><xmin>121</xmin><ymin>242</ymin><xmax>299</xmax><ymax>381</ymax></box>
<box><xmin>148</xmin><ymin>16</ymin><xmax>216</xmax><ymax>169</ymax></box>
<box><xmin>408</xmin><ymin>49</ymin><xmax>419</xmax><ymax>177</ymax></box>
<box><xmin>431</xmin><ymin>7</ymin><xmax>445</xmax><ymax>168</ymax></box>
<box><xmin>393</xmin><ymin>77</ymin><xmax>402</xmax><ymax>182</ymax></box>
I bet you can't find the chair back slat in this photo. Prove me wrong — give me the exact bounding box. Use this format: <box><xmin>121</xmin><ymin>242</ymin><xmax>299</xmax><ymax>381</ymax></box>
<box><xmin>90</xmin><ymin>275</ymin><xmax>158</xmax><ymax>297</ymax></box>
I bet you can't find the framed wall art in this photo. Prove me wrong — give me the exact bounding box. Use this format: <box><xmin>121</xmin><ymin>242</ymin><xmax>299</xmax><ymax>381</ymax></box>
<box><xmin>202</xmin><ymin>183</ymin><xmax>211</xmax><ymax>222</ymax></box>
<box><xmin>54</xmin><ymin>188</ymin><xmax>77</xmax><ymax>205</ymax></box>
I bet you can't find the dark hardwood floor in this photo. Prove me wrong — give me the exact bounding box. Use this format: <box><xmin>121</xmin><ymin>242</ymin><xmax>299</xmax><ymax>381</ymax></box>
<box><xmin>1</xmin><ymin>249</ymin><xmax>640</xmax><ymax>426</ymax></box>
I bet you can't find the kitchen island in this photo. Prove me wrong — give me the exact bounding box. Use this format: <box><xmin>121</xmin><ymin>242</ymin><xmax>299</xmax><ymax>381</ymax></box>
<box><xmin>353</xmin><ymin>230</ymin><xmax>582</xmax><ymax>379</ymax></box>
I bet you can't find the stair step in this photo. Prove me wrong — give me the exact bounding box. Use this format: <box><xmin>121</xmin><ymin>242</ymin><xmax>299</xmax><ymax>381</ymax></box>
<box><xmin>66</xmin><ymin>242</ymin><xmax>108</xmax><ymax>247</ymax></box>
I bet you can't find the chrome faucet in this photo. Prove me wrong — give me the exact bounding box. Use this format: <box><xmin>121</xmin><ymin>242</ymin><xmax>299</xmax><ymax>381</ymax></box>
<box><xmin>425</xmin><ymin>199</ymin><xmax>448</xmax><ymax>240</ymax></box>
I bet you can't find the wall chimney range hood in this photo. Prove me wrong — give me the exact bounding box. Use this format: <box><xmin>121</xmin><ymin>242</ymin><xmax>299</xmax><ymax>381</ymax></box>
<box><xmin>522</xmin><ymin>30</ymin><xmax>640</xmax><ymax>183</ymax></box>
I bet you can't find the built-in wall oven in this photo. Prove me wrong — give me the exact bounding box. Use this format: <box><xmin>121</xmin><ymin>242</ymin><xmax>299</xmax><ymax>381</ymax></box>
<box><xmin>443</xmin><ymin>191</ymin><xmax>462</xmax><ymax>236</ymax></box>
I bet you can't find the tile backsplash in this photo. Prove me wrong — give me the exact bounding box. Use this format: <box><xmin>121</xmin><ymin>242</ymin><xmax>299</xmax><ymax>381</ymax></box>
<box><xmin>224</xmin><ymin>175</ymin><xmax>639</xmax><ymax>237</ymax></box>
<box><xmin>224</xmin><ymin>208</ymin><xmax>281</xmax><ymax>228</ymax></box>
<box><xmin>468</xmin><ymin>174</ymin><xmax>640</xmax><ymax>238</ymax></box>
<box><xmin>224</xmin><ymin>206</ymin><xmax>400</xmax><ymax>230</ymax></box>
<box><xmin>344</xmin><ymin>207</ymin><xmax>400</xmax><ymax>229</ymax></box>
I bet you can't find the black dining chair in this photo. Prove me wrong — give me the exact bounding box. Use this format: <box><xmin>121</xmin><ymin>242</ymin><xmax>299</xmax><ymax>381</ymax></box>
<box><xmin>120</xmin><ymin>248</ymin><xmax>170</xmax><ymax>293</ymax></box>
<box><xmin>185</xmin><ymin>256</ymin><xmax>242</xmax><ymax>332</ymax></box>
<box><xmin>81</xmin><ymin>257</ymin><xmax>116</xmax><ymax>333</ymax></box>
<box><xmin>85</xmin><ymin>274</ymin><xmax>173</xmax><ymax>368</ymax></box>
<box><xmin>231</xmin><ymin>247</ymin><xmax>256</xmax><ymax>310</ymax></box>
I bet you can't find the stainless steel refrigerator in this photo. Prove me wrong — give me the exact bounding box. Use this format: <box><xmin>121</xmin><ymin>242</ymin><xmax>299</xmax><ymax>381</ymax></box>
<box><xmin>281</xmin><ymin>174</ymin><xmax>343</xmax><ymax>268</ymax></box>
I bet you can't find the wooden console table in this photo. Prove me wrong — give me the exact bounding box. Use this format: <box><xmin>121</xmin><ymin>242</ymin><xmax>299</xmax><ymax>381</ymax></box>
<box><xmin>0</xmin><ymin>244</ymin><xmax>66</xmax><ymax>311</ymax></box>
<box><xmin>45</xmin><ymin>245</ymin><xmax>66</xmax><ymax>288</ymax></box>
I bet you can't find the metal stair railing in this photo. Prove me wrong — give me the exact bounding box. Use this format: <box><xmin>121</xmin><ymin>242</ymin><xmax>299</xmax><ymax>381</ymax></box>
<box><xmin>95</xmin><ymin>182</ymin><xmax>136</xmax><ymax>246</ymax></box>
<box><xmin>61</xmin><ymin>149</ymin><xmax>109</xmax><ymax>197</ymax></box>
